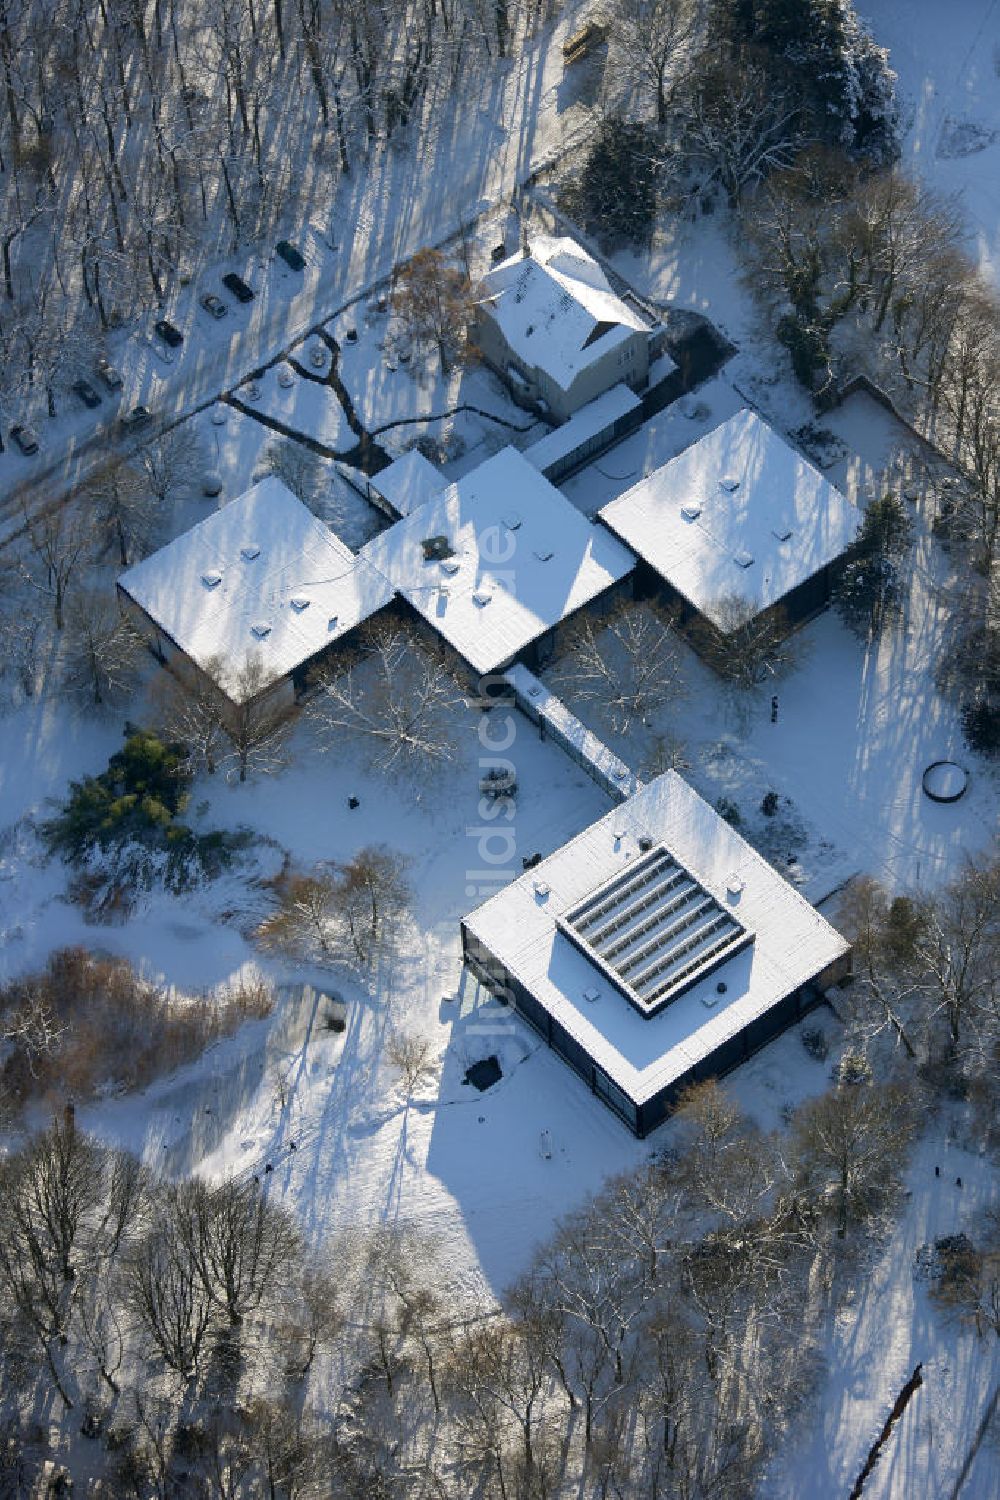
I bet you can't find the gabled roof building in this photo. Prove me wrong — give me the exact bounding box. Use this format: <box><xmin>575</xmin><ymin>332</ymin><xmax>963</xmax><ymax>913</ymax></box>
<box><xmin>462</xmin><ymin>771</ymin><xmax>850</xmax><ymax>1136</ymax></box>
<box><xmin>476</xmin><ymin>235</ymin><xmax>670</xmax><ymax>422</ymax></box>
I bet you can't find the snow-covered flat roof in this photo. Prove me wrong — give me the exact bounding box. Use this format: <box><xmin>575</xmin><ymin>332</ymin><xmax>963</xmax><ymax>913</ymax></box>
<box><xmin>359</xmin><ymin>446</ymin><xmax>636</xmax><ymax>677</ymax></box>
<box><xmin>119</xmin><ymin>476</ymin><xmax>394</xmax><ymax>701</ymax></box>
<box><xmin>369</xmin><ymin>448</ymin><xmax>449</xmax><ymax>517</ymax></box>
<box><xmin>599</xmin><ymin>409</ymin><xmax>859</xmax><ymax>630</ymax></box>
<box><xmin>480</xmin><ymin>235</ymin><xmax>653</xmax><ymax>394</ymax></box>
<box><xmin>464</xmin><ymin>771</ymin><xmax>849</xmax><ymax>1106</ymax></box>
<box><xmin>523</xmin><ymin>384</ymin><xmax>643</xmax><ymax>475</ymax></box>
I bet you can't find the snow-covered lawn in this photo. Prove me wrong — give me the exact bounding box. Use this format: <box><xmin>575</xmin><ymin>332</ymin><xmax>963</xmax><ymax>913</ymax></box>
<box><xmin>860</xmin><ymin>0</ymin><xmax>1000</xmax><ymax>287</ymax></box>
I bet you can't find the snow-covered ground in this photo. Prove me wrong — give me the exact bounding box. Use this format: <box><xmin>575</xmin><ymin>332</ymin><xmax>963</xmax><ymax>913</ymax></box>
<box><xmin>861</xmin><ymin>0</ymin><xmax>1000</xmax><ymax>286</ymax></box>
<box><xmin>0</xmin><ymin>2</ymin><xmax>595</xmax><ymax>530</ymax></box>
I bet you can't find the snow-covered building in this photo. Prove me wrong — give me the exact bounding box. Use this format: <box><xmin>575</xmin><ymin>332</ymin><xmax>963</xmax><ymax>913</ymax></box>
<box><xmin>462</xmin><ymin>771</ymin><xmax>850</xmax><ymax>1136</ymax></box>
<box><xmin>365</xmin><ymin>448</ymin><xmax>449</xmax><ymax>519</ymax></box>
<box><xmin>359</xmin><ymin>445</ymin><xmax>636</xmax><ymax>681</ymax></box>
<box><xmin>523</xmin><ymin>384</ymin><xmax>643</xmax><ymax>484</ymax></box>
<box><xmin>475</xmin><ymin>235</ymin><xmax>668</xmax><ymax>422</ymax></box>
<box><xmin>118</xmin><ymin>476</ymin><xmax>394</xmax><ymax>713</ymax></box>
<box><xmin>599</xmin><ymin>409</ymin><xmax>860</xmax><ymax>641</ymax></box>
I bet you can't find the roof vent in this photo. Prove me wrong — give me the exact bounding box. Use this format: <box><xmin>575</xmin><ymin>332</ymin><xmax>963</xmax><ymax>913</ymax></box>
<box><xmin>533</xmin><ymin>547</ymin><xmax>554</xmax><ymax>562</ymax></box>
<box><xmin>290</xmin><ymin>594</ymin><xmax>310</xmax><ymax>612</ymax></box>
<box><xmin>638</xmin><ymin>835</ymin><xmax>653</xmax><ymax>852</ymax></box>
<box><xmin>472</xmin><ymin>587</ymin><xmax>493</xmax><ymax>607</ymax></box>
<box><xmin>772</xmin><ymin>525</ymin><xmax>792</xmax><ymax>542</ymax></box>
<box><xmin>733</xmin><ymin>549</ymin><xmax>754</xmax><ymax>569</ymax></box>
<box><xmin>328</xmin><ymin>615</ymin><xmax>339</xmax><ymax>631</ymax></box>
<box><xmin>202</xmin><ymin>570</ymin><xmax>223</xmax><ymax>589</ymax></box>
<box><xmin>250</xmin><ymin>621</ymin><xmax>272</xmax><ymax>639</ymax></box>
<box><xmin>726</xmin><ymin>873</ymin><xmax>745</xmax><ymax>898</ymax></box>
<box><xmin>241</xmin><ymin>544</ymin><xmax>261</xmax><ymax>561</ymax></box>
<box><xmin>582</xmin><ymin>987</ymin><xmax>600</xmax><ymax>1004</ymax></box>
<box><xmin>440</xmin><ymin>558</ymin><xmax>461</xmax><ymax>576</ymax></box>
<box><xmin>533</xmin><ymin>879</ymin><xmax>550</xmax><ymax>898</ymax></box>
<box><xmin>681</xmin><ymin>503</ymin><xmax>702</xmax><ymax>521</ymax></box>
<box><xmin>502</xmin><ymin>511</ymin><xmax>522</xmax><ymax>531</ymax></box>
<box><xmin>719</xmin><ymin>476</ymin><xmax>740</xmax><ymax>493</ymax></box>
<box><xmin>421</xmin><ymin>535</ymin><xmax>453</xmax><ymax>562</ymax></box>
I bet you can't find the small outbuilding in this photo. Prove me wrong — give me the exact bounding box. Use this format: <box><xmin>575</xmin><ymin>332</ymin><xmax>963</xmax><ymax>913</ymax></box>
<box><xmin>462</xmin><ymin>771</ymin><xmax>850</xmax><ymax>1136</ymax></box>
<box><xmin>366</xmin><ymin>448</ymin><xmax>449</xmax><ymax>519</ymax></box>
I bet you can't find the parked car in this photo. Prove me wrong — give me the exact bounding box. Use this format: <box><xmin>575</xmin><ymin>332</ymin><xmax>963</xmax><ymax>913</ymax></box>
<box><xmin>119</xmin><ymin>404</ymin><xmax>152</xmax><ymax>435</ymax></box>
<box><xmin>275</xmin><ymin>240</ymin><xmax>306</xmax><ymax>272</ymax></box>
<box><xmin>222</xmin><ymin>272</ymin><xmax>254</xmax><ymax>303</ymax></box>
<box><xmin>154</xmin><ymin>318</ymin><xmax>184</xmax><ymax>348</ymax></box>
<box><xmin>72</xmin><ymin>378</ymin><xmax>102</xmax><ymax>409</ymax></box>
<box><xmin>10</xmin><ymin>423</ymin><xmax>39</xmax><ymax>455</ymax></box>
<box><xmin>200</xmin><ymin>292</ymin><xmax>228</xmax><ymax>320</ymax></box>
<box><xmin>94</xmin><ymin>357</ymin><xmax>123</xmax><ymax>392</ymax></box>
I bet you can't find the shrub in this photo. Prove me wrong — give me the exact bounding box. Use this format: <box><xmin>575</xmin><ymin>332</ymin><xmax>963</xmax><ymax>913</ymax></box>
<box><xmin>0</xmin><ymin>949</ymin><xmax>274</xmax><ymax>1115</ymax></box>
<box><xmin>42</xmin><ymin>727</ymin><xmax>245</xmax><ymax>892</ymax></box>
<box><xmin>802</xmin><ymin>1025</ymin><xmax>828</xmax><ymax>1061</ymax></box>
<box><xmin>761</xmin><ymin>790</ymin><xmax>779</xmax><ymax>817</ymax></box>
<box><xmin>716</xmin><ymin>796</ymin><xmax>741</xmax><ymax>826</ymax></box>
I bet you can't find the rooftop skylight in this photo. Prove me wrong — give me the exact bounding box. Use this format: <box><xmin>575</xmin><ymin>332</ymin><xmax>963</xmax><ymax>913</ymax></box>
<box><xmin>558</xmin><ymin>844</ymin><xmax>753</xmax><ymax>1019</ymax></box>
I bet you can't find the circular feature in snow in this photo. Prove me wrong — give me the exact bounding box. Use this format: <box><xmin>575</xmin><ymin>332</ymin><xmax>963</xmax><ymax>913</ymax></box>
<box><xmin>921</xmin><ymin>760</ymin><xmax>969</xmax><ymax>804</ymax></box>
<box><xmin>309</xmin><ymin>345</ymin><xmax>327</xmax><ymax>368</ymax></box>
<box><xmin>210</xmin><ymin>408</ymin><xmax>227</xmax><ymax>426</ymax></box>
<box><xmin>244</xmin><ymin>381</ymin><xmax>261</xmax><ymax>402</ymax></box>
<box><xmin>277</xmin><ymin>366</ymin><xmax>295</xmax><ymax>388</ymax></box>
<box><xmin>202</xmin><ymin>471</ymin><xmax>223</xmax><ymax>497</ymax></box>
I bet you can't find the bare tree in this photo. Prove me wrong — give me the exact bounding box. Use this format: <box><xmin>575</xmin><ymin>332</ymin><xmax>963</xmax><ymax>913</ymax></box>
<box><xmin>690</xmin><ymin>594</ymin><xmax>803</xmax><ymax>694</ymax></box>
<box><xmin>679</xmin><ymin>52</ymin><xmax>802</xmax><ymax>205</ymax></box>
<box><xmin>792</xmin><ymin>1080</ymin><xmax>915</xmax><ymax>1239</ymax></box>
<box><xmin>174</xmin><ymin>1177</ymin><xmax>301</xmax><ymax>1329</ymax></box>
<box><xmin>0</xmin><ymin>1116</ymin><xmax>109</xmax><ymax>1407</ymax></box>
<box><xmin>338</xmin><ymin>845</ymin><xmax>412</xmax><ymax>968</ymax></box>
<box><xmin>547</xmin><ymin>601</ymin><xmax>686</xmax><ymax>736</ymax></box>
<box><xmin>605</xmin><ymin>0</ymin><xmax>702</xmax><ymax>125</ymax></box>
<box><xmin>87</xmin><ymin>457</ymin><xmax>158</xmax><ymax>566</ymax></box>
<box><xmin>386</xmin><ymin>1027</ymin><xmax>437</xmax><ymax>1099</ymax></box>
<box><xmin>219</xmin><ymin>653</ymin><xmax>293</xmax><ymax>782</ymax></box>
<box><xmin>260</xmin><ymin>438</ymin><xmax>329</xmax><ymax>513</ymax></box>
<box><xmin>308</xmin><ymin>621</ymin><xmax>464</xmax><ymax>781</ymax></box>
<box><xmin>19</xmin><ymin>500</ymin><xmax>95</xmax><ymax>629</ymax></box>
<box><xmin>0</xmin><ymin>602</ymin><xmax>43</xmax><ymax>701</ymax></box>
<box><xmin>151</xmin><ymin>656</ymin><xmax>229</xmax><ymax>776</ymax></box>
<box><xmin>256</xmin><ymin>868</ymin><xmax>342</xmax><ymax>963</ymax></box>
<box><xmin>911</xmin><ymin>852</ymin><xmax>1000</xmax><ymax>1061</ymax></box>
<box><xmin>136</xmin><ymin>425</ymin><xmax>204</xmax><ymax>509</ymax></box>
<box><xmin>62</xmin><ymin>591</ymin><xmax>145</xmax><ymax>707</ymax></box>
<box><xmin>257</xmin><ymin>846</ymin><xmax>410</xmax><ymax>970</ymax></box>
<box><xmin>130</xmin><ymin>1211</ymin><xmax>215</xmax><ymax>1382</ymax></box>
